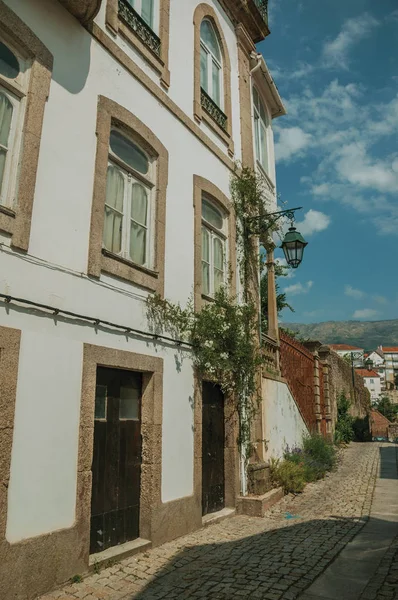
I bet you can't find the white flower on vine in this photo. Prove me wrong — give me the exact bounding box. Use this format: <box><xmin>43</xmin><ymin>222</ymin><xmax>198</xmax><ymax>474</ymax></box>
<box><xmin>220</xmin><ymin>352</ymin><xmax>228</xmax><ymax>360</ymax></box>
<box><xmin>203</xmin><ymin>340</ymin><xmax>214</xmax><ymax>348</ymax></box>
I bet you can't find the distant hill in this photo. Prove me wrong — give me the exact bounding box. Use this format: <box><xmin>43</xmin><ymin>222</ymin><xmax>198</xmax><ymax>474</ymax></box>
<box><xmin>284</xmin><ymin>319</ymin><xmax>398</xmax><ymax>351</ymax></box>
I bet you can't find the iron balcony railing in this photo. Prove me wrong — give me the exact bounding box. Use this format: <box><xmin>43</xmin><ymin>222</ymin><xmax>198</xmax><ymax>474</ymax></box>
<box><xmin>118</xmin><ymin>0</ymin><xmax>161</xmax><ymax>57</ymax></box>
<box><xmin>201</xmin><ymin>88</ymin><xmax>228</xmax><ymax>131</ymax></box>
<box><xmin>253</xmin><ymin>0</ymin><xmax>269</xmax><ymax>24</ymax></box>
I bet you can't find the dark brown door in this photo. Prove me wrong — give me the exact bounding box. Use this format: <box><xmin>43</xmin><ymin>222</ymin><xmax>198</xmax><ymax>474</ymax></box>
<box><xmin>202</xmin><ymin>381</ymin><xmax>225</xmax><ymax>516</ymax></box>
<box><xmin>90</xmin><ymin>367</ymin><xmax>142</xmax><ymax>554</ymax></box>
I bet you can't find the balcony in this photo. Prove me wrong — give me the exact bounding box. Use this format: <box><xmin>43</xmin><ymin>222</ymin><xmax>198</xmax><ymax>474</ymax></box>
<box><xmin>58</xmin><ymin>0</ymin><xmax>102</xmax><ymax>23</ymax></box>
<box><xmin>118</xmin><ymin>0</ymin><xmax>161</xmax><ymax>57</ymax></box>
<box><xmin>219</xmin><ymin>0</ymin><xmax>270</xmax><ymax>43</ymax></box>
<box><xmin>253</xmin><ymin>0</ymin><xmax>269</xmax><ymax>24</ymax></box>
<box><xmin>201</xmin><ymin>89</ymin><xmax>228</xmax><ymax>131</ymax></box>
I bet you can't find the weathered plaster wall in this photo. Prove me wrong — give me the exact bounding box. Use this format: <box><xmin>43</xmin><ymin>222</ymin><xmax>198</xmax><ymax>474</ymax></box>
<box><xmin>327</xmin><ymin>350</ymin><xmax>371</xmax><ymax>425</ymax></box>
<box><xmin>262</xmin><ymin>377</ymin><xmax>309</xmax><ymax>460</ymax></box>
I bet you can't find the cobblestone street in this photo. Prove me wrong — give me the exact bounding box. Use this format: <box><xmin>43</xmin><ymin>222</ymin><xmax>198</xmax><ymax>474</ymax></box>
<box><xmin>38</xmin><ymin>443</ymin><xmax>397</xmax><ymax>600</ymax></box>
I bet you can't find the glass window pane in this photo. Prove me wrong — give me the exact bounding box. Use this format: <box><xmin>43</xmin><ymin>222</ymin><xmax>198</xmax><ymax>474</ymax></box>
<box><xmin>130</xmin><ymin>221</ymin><xmax>147</xmax><ymax>265</ymax></box>
<box><xmin>202</xmin><ymin>262</ymin><xmax>210</xmax><ymax>296</ymax></box>
<box><xmin>254</xmin><ymin>117</ymin><xmax>261</xmax><ymax>164</ymax></box>
<box><xmin>202</xmin><ymin>199</ymin><xmax>223</xmax><ymax>229</ymax></box>
<box><xmin>214</xmin><ymin>268</ymin><xmax>224</xmax><ymax>293</ymax></box>
<box><xmin>106</xmin><ymin>165</ymin><xmax>124</xmax><ymax>211</ymax></box>
<box><xmin>0</xmin><ymin>92</ymin><xmax>13</xmax><ymax>148</ymax></box>
<box><xmin>259</xmin><ymin>97</ymin><xmax>267</xmax><ymax>124</ymax></box>
<box><xmin>200</xmin><ymin>20</ymin><xmax>221</xmax><ymax>62</ymax></box>
<box><xmin>120</xmin><ymin>385</ymin><xmax>140</xmax><ymax>420</ymax></box>
<box><xmin>201</xmin><ymin>226</ymin><xmax>210</xmax><ymax>262</ymax></box>
<box><xmin>212</xmin><ymin>61</ymin><xmax>221</xmax><ymax>106</ymax></box>
<box><xmin>213</xmin><ymin>236</ymin><xmax>224</xmax><ymax>270</ymax></box>
<box><xmin>253</xmin><ymin>86</ymin><xmax>259</xmax><ymax>112</ymax></box>
<box><xmin>260</xmin><ymin>123</ymin><xmax>268</xmax><ymax>171</ymax></box>
<box><xmin>95</xmin><ymin>385</ymin><xmax>107</xmax><ymax>419</ymax></box>
<box><xmin>131</xmin><ymin>183</ymin><xmax>148</xmax><ymax>226</ymax></box>
<box><xmin>103</xmin><ymin>207</ymin><xmax>122</xmax><ymax>254</ymax></box>
<box><xmin>110</xmin><ymin>130</ymin><xmax>149</xmax><ymax>174</ymax></box>
<box><xmin>141</xmin><ymin>0</ymin><xmax>154</xmax><ymax>28</ymax></box>
<box><xmin>0</xmin><ymin>42</ymin><xmax>20</xmax><ymax>79</ymax></box>
<box><xmin>0</xmin><ymin>148</ymin><xmax>6</xmax><ymax>195</ymax></box>
<box><xmin>200</xmin><ymin>46</ymin><xmax>208</xmax><ymax>92</ymax></box>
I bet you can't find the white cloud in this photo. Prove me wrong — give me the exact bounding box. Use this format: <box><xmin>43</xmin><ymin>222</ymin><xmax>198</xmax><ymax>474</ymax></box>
<box><xmin>374</xmin><ymin>295</ymin><xmax>388</xmax><ymax>305</ymax></box>
<box><xmin>345</xmin><ymin>285</ymin><xmax>365</xmax><ymax>299</ymax></box>
<box><xmin>323</xmin><ymin>13</ymin><xmax>379</xmax><ymax>68</ymax></box>
<box><xmin>274</xmin><ymin>79</ymin><xmax>398</xmax><ymax>234</ymax></box>
<box><xmin>295</xmin><ymin>210</ymin><xmax>331</xmax><ymax>236</ymax></box>
<box><xmin>284</xmin><ymin>281</ymin><xmax>313</xmax><ymax>296</ymax></box>
<box><xmin>353</xmin><ymin>309</ymin><xmax>379</xmax><ymax>319</ymax></box>
<box><xmin>274</xmin><ymin>127</ymin><xmax>312</xmax><ymax>162</ymax></box>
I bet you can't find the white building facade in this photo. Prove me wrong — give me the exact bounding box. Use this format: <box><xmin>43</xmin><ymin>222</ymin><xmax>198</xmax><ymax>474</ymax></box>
<box><xmin>356</xmin><ymin>369</ymin><xmax>382</xmax><ymax>403</ymax></box>
<box><xmin>0</xmin><ymin>1</ymin><xmax>284</xmax><ymax>597</ymax></box>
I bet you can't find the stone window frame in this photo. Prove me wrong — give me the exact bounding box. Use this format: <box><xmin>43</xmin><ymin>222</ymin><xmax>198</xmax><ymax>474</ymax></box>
<box><xmin>0</xmin><ymin>1</ymin><xmax>53</xmax><ymax>251</ymax></box>
<box><xmin>193</xmin><ymin>4</ymin><xmax>234</xmax><ymax>156</ymax></box>
<box><xmin>105</xmin><ymin>0</ymin><xmax>171</xmax><ymax>89</ymax></box>
<box><xmin>88</xmin><ymin>96</ymin><xmax>168</xmax><ymax>295</ymax></box>
<box><xmin>193</xmin><ymin>175</ymin><xmax>236</xmax><ymax>310</ymax></box>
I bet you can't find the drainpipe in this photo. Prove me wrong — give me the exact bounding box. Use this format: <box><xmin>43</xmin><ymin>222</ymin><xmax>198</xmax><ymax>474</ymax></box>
<box><xmin>250</xmin><ymin>52</ymin><xmax>263</xmax><ymax>76</ymax></box>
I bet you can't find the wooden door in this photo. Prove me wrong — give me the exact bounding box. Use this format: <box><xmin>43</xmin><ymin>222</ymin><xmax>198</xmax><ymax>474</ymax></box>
<box><xmin>90</xmin><ymin>367</ymin><xmax>142</xmax><ymax>554</ymax></box>
<box><xmin>202</xmin><ymin>381</ymin><xmax>225</xmax><ymax>516</ymax></box>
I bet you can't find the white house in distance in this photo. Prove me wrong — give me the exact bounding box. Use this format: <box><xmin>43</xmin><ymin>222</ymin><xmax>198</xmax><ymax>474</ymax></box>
<box><xmin>0</xmin><ymin>1</ymin><xmax>286</xmax><ymax>598</ymax></box>
<box><xmin>355</xmin><ymin>369</ymin><xmax>382</xmax><ymax>403</ymax></box>
<box><xmin>381</xmin><ymin>346</ymin><xmax>398</xmax><ymax>387</ymax></box>
<box><xmin>367</xmin><ymin>349</ymin><xmax>386</xmax><ymax>391</ymax></box>
<box><xmin>329</xmin><ymin>344</ymin><xmax>364</xmax><ymax>367</ymax></box>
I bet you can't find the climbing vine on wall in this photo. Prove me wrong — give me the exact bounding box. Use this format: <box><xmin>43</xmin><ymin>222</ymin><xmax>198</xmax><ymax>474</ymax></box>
<box><xmin>146</xmin><ymin>166</ymin><xmax>277</xmax><ymax>461</ymax></box>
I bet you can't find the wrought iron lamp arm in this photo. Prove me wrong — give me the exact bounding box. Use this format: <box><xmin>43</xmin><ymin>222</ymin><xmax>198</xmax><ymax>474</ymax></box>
<box><xmin>245</xmin><ymin>206</ymin><xmax>303</xmax><ymax>236</ymax></box>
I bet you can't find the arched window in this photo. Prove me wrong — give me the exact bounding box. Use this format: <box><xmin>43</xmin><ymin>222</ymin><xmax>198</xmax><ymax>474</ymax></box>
<box><xmin>0</xmin><ymin>40</ymin><xmax>26</xmax><ymax>208</ymax></box>
<box><xmin>201</xmin><ymin>196</ymin><xmax>226</xmax><ymax>296</ymax></box>
<box><xmin>200</xmin><ymin>19</ymin><xmax>222</xmax><ymax>107</ymax></box>
<box><xmin>253</xmin><ymin>86</ymin><xmax>269</xmax><ymax>173</ymax></box>
<box><xmin>103</xmin><ymin>129</ymin><xmax>154</xmax><ymax>268</ymax></box>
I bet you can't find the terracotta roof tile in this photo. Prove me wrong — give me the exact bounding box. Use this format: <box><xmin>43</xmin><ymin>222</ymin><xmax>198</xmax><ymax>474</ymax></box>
<box><xmin>329</xmin><ymin>344</ymin><xmax>363</xmax><ymax>351</ymax></box>
<box><xmin>355</xmin><ymin>369</ymin><xmax>380</xmax><ymax>378</ymax></box>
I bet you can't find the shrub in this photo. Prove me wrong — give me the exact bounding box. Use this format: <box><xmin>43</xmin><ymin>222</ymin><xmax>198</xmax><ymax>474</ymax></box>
<box><xmin>271</xmin><ymin>459</ymin><xmax>306</xmax><ymax>494</ymax></box>
<box><xmin>284</xmin><ymin>435</ymin><xmax>336</xmax><ymax>483</ymax></box>
<box><xmin>335</xmin><ymin>393</ymin><xmax>354</xmax><ymax>444</ymax></box>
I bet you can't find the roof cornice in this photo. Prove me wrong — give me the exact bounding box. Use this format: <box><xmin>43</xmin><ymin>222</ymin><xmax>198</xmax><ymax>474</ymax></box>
<box><xmin>218</xmin><ymin>0</ymin><xmax>270</xmax><ymax>43</ymax></box>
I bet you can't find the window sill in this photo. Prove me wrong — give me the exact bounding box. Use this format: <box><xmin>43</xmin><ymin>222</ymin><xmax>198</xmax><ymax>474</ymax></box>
<box><xmin>0</xmin><ymin>204</ymin><xmax>16</xmax><ymax>238</ymax></box>
<box><xmin>0</xmin><ymin>204</ymin><xmax>16</xmax><ymax>218</ymax></box>
<box><xmin>102</xmin><ymin>249</ymin><xmax>159</xmax><ymax>277</ymax></box>
<box><xmin>101</xmin><ymin>248</ymin><xmax>161</xmax><ymax>293</ymax></box>
<box><xmin>201</xmin><ymin>293</ymin><xmax>215</xmax><ymax>303</ymax></box>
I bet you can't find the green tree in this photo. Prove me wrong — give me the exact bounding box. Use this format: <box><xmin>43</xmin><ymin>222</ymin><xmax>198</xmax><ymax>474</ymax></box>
<box><xmin>375</xmin><ymin>397</ymin><xmax>398</xmax><ymax>422</ymax></box>
<box><xmin>260</xmin><ymin>261</ymin><xmax>294</xmax><ymax>328</ymax></box>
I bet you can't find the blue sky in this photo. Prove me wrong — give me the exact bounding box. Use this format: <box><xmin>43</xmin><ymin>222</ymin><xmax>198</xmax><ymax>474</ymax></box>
<box><xmin>258</xmin><ymin>0</ymin><xmax>398</xmax><ymax>324</ymax></box>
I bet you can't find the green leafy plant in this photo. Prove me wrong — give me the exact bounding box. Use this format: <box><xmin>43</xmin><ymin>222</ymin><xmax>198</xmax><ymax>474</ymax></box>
<box><xmin>147</xmin><ymin>286</ymin><xmax>263</xmax><ymax>459</ymax></box>
<box><xmin>271</xmin><ymin>459</ymin><xmax>306</xmax><ymax>493</ymax></box>
<box><xmin>147</xmin><ymin>166</ymin><xmax>285</xmax><ymax>463</ymax></box>
<box><xmin>283</xmin><ymin>434</ymin><xmax>336</xmax><ymax>484</ymax></box>
<box><xmin>70</xmin><ymin>574</ymin><xmax>83</xmax><ymax>584</ymax></box>
<box><xmin>335</xmin><ymin>392</ymin><xmax>354</xmax><ymax>444</ymax></box>
<box><xmin>375</xmin><ymin>397</ymin><xmax>398</xmax><ymax>422</ymax></box>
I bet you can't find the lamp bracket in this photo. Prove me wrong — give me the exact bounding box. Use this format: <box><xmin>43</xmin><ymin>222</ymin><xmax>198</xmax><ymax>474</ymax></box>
<box><xmin>245</xmin><ymin>207</ymin><xmax>303</xmax><ymax>236</ymax></box>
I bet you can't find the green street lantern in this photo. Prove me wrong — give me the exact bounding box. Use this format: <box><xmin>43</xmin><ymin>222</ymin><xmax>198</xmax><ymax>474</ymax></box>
<box><xmin>281</xmin><ymin>225</ymin><xmax>308</xmax><ymax>269</ymax></box>
<box><xmin>365</xmin><ymin>358</ymin><xmax>374</xmax><ymax>371</ymax></box>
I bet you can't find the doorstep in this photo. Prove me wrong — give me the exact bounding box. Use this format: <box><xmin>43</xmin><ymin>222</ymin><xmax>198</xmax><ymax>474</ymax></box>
<box><xmin>236</xmin><ymin>487</ymin><xmax>284</xmax><ymax>517</ymax></box>
<box><xmin>89</xmin><ymin>537</ymin><xmax>152</xmax><ymax>571</ymax></box>
<box><xmin>202</xmin><ymin>507</ymin><xmax>236</xmax><ymax>528</ymax></box>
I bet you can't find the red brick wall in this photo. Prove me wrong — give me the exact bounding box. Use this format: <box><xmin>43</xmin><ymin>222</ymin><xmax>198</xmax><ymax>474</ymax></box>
<box><xmin>370</xmin><ymin>409</ymin><xmax>390</xmax><ymax>439</ymax></box>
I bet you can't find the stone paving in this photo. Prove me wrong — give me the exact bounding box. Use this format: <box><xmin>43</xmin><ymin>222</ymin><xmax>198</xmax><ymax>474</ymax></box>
<box><xmin>38</xmin><ymin>443</ymin><xmax>380</xmax><ymax>600</ymax></box>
